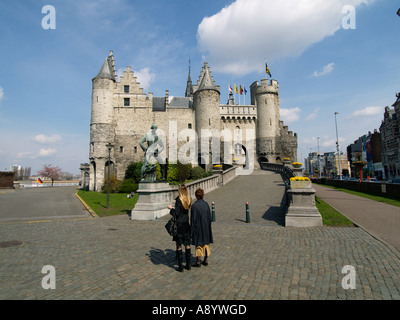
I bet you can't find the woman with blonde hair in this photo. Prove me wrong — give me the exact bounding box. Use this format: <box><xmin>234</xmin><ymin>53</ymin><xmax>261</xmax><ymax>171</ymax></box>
<box><xmin>168</xmin><ymin>184</ymin><xmax>192</xmax><ymax>272</ymax></box>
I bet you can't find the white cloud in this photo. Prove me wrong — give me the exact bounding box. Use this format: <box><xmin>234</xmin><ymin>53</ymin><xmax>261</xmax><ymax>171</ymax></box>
<box><xmin>312</xmin><ymin>63</ymin><xmax>335</xmax><ymax>77</ymax></box>
<box><xmin>197</xmin><ymin>0</ymin><xmax>372</xmax><ymax>75</ymax></box>
<box><xmin>305</xmin><ymin>108</ymin><xmax>320</xmax><ymax>121</ymax></box>
<box><xmin>135</xmin><ymin>68</ymin><xmax>156</xmax><ymax>91</ymax></box>
<box><xmin>17</xmin><ymin>152</ymin><xmax>36</xmax><ymax>159</ymax></box>
<box><xmin>33</xmin><ymin>134</ymin><xmax>62</xmax><ymax>144</ymax></box>
<box><xmin>38</xmin><ymin>148</ymin><xmax>57</xmax><ymax>157</ymax></box>
<box><xmin>348</xmin><ymin>106</ymin><xmax>383</xmax><ymax>118</ymax></box>
<box><xmin>280</xmin><ymin>107</ymin><xmax>301</xmax><ymax>124</ymax></box>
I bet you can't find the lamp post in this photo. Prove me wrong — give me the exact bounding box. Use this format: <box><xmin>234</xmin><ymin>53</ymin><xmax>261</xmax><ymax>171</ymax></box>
<box><xmin>317</xmin><ymin>137</ymin><xmax>321</xmax><ymax>178</ymax></box>
<box><xmin>106</xmin><ymin>143</ymin><xmax>114</xmax><ymax>209</ymax></box>
<box><xmin>334</xmin><ymin>112</ymin><xmax>342</xmax><ymax>180</ymax></box>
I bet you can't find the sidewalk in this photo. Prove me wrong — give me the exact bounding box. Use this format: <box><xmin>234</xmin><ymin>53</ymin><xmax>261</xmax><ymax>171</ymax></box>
<box><xmin>0</xmin><ymin>172</ymin><xmax>399</xmax><ymax>300</ymax></box>
<box><xmin>313</xmin><ymin>183</ymin><xmax>400</xmax><ymax>254</ymax></box>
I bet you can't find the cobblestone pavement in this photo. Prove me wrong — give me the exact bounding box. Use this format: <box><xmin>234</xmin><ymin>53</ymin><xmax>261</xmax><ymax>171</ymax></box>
<box><xmin>0</xmin><ymin>171</ymin><xmax>399</xmax><ymax>300</ymax></box>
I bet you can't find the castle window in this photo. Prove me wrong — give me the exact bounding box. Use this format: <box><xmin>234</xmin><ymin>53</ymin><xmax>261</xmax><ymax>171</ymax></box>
<box><xmin>188</xmin><ymin>123</ymin><xmax>192</xmax><ymax>129</ymax></box>
<box><xmin>124</xmin><ymin>85</ymin><xmax>129</xmax><ymax>93</ymax></box>
<box><xmin>134</xmin><ymin>146</ymin><xmax>137</xmax><ymax>153</ymax></box>
<box><xmin>120</xmin><ymin>146</ymin><xmax>124</xmax><ymax>153</ymax></box>
<box><xmin>124</xmin><ymin>98</ymin><xmax>130</xmax><ymax>106</ymax></box>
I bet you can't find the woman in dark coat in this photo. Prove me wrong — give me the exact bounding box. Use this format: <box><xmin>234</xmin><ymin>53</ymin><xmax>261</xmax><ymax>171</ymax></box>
<box><xmin>190</xmin><ymin>188</ymin><xmax>213</xmax><ymax>267</ymax></box>
<box><xmin>168</xmin><ymin>185</ymin><xmax>191</xmax><ymax>272</ymax></box>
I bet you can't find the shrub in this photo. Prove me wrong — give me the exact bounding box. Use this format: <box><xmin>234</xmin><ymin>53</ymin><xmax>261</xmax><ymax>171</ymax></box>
<box><xmin>177</xmin><ymin>161</ymin><xmax>192</xmax><ymax>183</ymax></box>
<box><xmin>103</xmin><ymin>175</ymin><xmax>121</xmax><ymax>193</ymax></box>
<box><xmin>204</xmin><ymin>170</ymin><xmax>213</xmax><ymax>178</ymax></box>
<box><xmin>167</xmin><ymin>163</ymin><xmax>178</xmax><ymax>183</ymax></box>
<box><xmin>118</xmin><ymin>178</ymin><xmax>138</xmax><ymax>193</ymax></box>
<box><xmin>190</xmin><ymin>166</ymin><xmax>205</xmax><ymax>180</ymax></box>
<box><xmin>124</xmin><ymin>162</ymin><xmax>143</xmax><ymax>183</ymax></box>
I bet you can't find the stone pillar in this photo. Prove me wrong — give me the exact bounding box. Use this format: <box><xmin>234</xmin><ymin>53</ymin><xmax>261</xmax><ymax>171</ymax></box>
<box><xmin>285</xmin><ymin>180</ymin><xmax>323</xmax><ymax>227</ymax></box>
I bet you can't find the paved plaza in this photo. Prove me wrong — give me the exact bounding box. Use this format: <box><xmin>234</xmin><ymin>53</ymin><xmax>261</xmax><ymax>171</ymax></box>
<box><xmin>0</xmin><ymin>170</ymin><xmax>399</xmax><ymax>301</ymax></box>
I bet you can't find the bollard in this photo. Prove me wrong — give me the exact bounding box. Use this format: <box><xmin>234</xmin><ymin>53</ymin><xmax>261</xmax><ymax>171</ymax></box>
<box><xmin>246</xmin><ymin>202</ymin><xmax>250</xmax><ymax>223</ymax></box>
<box><xmin>211</xmin><ymin>202</ymin><xmax>215</xmax><ymax>222</ymax></box>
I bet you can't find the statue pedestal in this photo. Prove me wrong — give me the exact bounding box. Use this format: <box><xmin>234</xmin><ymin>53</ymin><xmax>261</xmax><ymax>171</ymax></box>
<box><xmin>285</xmin><ymin>182</ymin><xmax>322</xmax><ymax>227</ymax></box>
<box><xmin>131</xmin><ymin>182</ymin><xmax>174</xmax><ymax>221</ymax></box>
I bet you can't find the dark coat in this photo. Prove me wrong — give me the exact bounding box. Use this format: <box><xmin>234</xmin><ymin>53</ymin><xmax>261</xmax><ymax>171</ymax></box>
<box><xmin>190</xmin><ymin>199</ymin><xmax>213</xmax><ymax>246</ymax></box>
<box><xmin>170</xmin><ymin>196</ymin><xmax>190</xmax><ymax>243</ymax></box>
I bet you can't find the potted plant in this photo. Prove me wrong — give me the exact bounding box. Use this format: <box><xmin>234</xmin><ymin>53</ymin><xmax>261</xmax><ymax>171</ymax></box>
<box><xmin>289</xmin><ymin>176</ymin><xmax>311</xmax><ymax>189</ymax></box>
<box><xmin>292</xmin><ymin>162</ymin><xmax>302</xmax><ymax>168</ymax></box>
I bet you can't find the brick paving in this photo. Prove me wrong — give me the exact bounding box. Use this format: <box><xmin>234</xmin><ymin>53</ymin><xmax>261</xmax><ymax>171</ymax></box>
<box><xmin>0</xmin><ymin>170</ymin><xmax>399</xmax><ymax>300</ymax></box>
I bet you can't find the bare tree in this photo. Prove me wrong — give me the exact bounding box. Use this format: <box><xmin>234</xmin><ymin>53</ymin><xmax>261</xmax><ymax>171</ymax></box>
<box><xmin>37</xmin><ymin>164</ymin><xmax>62</xmax><ymax>186</ymax></box>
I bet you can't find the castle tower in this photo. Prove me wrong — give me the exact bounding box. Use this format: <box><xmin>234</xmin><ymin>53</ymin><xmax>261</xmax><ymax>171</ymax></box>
<box><xmin>89</xmin><ymin>51</ymin><xmax>116</xmax><ymax>191</ymax></box>
<box><xmin>250</xmin><ymin>79</ymin><xmax>281</xmax><ymax>163</ymax></box>
<box><xmin>193</xmin><ymin>63</ymin><xmax>221</xmax><ymax>170</ymax></box>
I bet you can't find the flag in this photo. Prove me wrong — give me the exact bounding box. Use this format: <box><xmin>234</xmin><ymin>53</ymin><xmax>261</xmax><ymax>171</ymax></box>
<box><xmin>240</xmin><ymin>85</ymin><xmax>243</xmax><ymax>95</ymax></box>
<box><xmin>37</xmin><ymin>178</ymin><xmax>43</xmax><ymax>184</ymax></box>
<box><xmin>244</xmin><ymin>86</ymin><xmax>247</xmax><ymax>95</ymax></box>
<box><xmin>235</xmin><ymin>84</ymin><xmax>239</xmax><ymax>94</ymax></box>
<box><xmin>265</xmin><ymin>61</ymin><xmax>272</xmax><ymax>77</ymax></box>
<box><xmin>229</xmin><ymin>85</ymin><xmax>233</xmax><ymax>94</ymax></box>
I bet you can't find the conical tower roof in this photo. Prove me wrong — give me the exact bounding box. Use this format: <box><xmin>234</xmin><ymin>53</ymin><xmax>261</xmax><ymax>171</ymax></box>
<box><xmin>196</xmin><ymin>63</ymin><xmax>220</xmax><ymax>93</ymax></box>
<box><xmin>93</xmin><ymin>57</ymin><xmax>116</xmax><ymax>81</ymax></box>
<box><xmin>185</xmin><ymin>69</ymin><xmax>193</xmax><ymax>97</ymax></box>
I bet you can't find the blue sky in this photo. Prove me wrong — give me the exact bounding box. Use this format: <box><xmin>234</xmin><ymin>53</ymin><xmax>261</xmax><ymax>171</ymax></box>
<box><xmin>0</xmin><ymin>0</ymin><xmax>399</xmax><ymax>175</ymax></box>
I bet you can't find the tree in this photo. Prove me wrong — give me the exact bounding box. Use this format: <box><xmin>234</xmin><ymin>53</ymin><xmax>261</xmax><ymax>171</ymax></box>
<box><xmin>37</xmin><ymin>164</ymin><xmax>62</xmax><ymax>186</ymax></box>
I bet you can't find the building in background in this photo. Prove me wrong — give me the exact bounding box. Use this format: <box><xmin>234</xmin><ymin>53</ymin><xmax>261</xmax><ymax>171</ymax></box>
<box><xmin>347</xmin><ymin>130</ymin><xmax>383</xmax><ymax>180</ymax></box>
<box><xmin>380</xmin><ymin>93</ymin><xmax>400</xmax><ymax>181</ymax></box>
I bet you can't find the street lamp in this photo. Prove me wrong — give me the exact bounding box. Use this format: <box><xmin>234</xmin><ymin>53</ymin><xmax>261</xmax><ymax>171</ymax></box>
<box><xmin>105</xmin><ymin>143</ymin><xmax>114</xmax><ymax>209</ymax></box>
<box><xmin>317</xmin><ymin>137</ymin><xmax>321</xmax><ymax>178</ymax></box>
<box><xmin>334</xmin><ymin>112</ymin><xmax>342</xmax><ymax>180</ymax></box>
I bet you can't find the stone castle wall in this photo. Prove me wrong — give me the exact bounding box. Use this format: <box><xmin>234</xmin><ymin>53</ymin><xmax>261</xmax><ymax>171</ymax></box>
<box><xmin>88</xmin><ymin>52</ymin><xmax>298</xmax><ymax>191</ymax></box>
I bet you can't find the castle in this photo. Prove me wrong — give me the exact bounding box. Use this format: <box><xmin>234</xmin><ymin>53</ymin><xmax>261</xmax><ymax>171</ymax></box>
<box><xmin>88</xmin><ymin>51</ymin><xmax>297</xmax><ymax>191</ymax></box>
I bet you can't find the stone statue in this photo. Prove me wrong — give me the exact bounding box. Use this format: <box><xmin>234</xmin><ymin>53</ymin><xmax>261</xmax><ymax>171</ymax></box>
<box><xmin>139</xmin><ymin>124</ymin><xmax>167</xmax><ymax>182</ymax></box>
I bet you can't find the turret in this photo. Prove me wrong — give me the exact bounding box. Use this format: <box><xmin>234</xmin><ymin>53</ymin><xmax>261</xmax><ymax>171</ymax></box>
<box><xmin>193</xmin><ymin>63</ymin><xmax>220</xmax><ymax>169</ymax></box>
<box><xmin>89</xmin><ymin>51</ymin><xmax>116</xmax><ymax>191</ymax></box>
<box><xmin>250</xmin><ymin>79</ymin><xmax>280</xmax><ymax>162</ymax></box>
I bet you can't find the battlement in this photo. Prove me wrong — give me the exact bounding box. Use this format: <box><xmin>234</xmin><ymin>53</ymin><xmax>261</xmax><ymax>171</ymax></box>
<box><xmin>250</xmin><ymin>79</ymin><xmax>279</xmax><ymax>96</ymax></box>
<box><xmin>279</xmin><ymin>120</ymin><xmax>297</xmax><ymax>137</ymax></box>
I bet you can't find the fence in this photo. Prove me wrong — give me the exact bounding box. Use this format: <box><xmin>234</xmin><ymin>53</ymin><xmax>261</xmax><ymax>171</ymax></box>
<box><xmin>170</xmin><ymin>166</ymin><xmax>238</xmax><ymax>199</ymax></box>
<box><xmin>15</xmin><ymin>181</ymin><xmax>80</xmax><ymax>189</ymax></box>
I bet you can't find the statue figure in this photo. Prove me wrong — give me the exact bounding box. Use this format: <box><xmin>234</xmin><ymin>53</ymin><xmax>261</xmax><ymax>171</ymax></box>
<box><xmin>139</xmin><ymin>124</ymin><xmax>167</xmax><ymax>182</ymax></box>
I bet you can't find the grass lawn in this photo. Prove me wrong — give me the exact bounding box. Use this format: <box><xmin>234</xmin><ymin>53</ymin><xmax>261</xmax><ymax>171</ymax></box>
<box><xmin>315</xmin><ymin>196</ymin><xmax>355</xmax><ymax>227</ymax></box>
<box><xmin>77</xmin><ymin>190</ymin><xmax>138</xmax><ymax>217</ymax></box>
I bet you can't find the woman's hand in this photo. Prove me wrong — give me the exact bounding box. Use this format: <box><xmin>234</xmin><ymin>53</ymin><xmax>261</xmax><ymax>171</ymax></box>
<box><xmin>167</xmin><ymin>204</ymin><xmax>172</xmax><ymax>210</ymax></box>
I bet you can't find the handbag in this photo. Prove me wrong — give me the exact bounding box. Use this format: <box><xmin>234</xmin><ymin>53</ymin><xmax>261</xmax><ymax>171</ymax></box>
<box><xmin>165</xmin><ymin>212</ymin><xmax>177</xmax><ymax>237</ymax></box>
